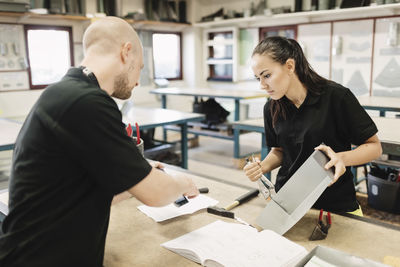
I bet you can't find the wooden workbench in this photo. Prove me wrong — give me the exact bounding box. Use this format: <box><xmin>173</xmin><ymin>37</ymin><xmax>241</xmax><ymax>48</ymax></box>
<box><xmin>358</xmin><ymin>95</ymin><xmax>400</xmax><ymax>117</ymax></box>
<box><xmin>0</xmin><ymin>118</ymin><xmax>22</xmax><ymax>151</ymax></box>
<box><xmin>104</xmin><ymin>166</ymin><xmax>400</xmax><ymax>267</ymax></box>
<box><xmin>123</xmin><ymin>107</ymin><xmax>204</xmax><ymax>169</ymax></box>
<box><xmin>373</xmin><ymin>117</ymin><xmax>400</xmax><ymax>143</ymax></box>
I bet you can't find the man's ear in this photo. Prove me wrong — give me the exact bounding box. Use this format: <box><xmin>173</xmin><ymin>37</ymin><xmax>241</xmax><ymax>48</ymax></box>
<box><xmin>120</xmin><ymin>42</ymin><xmax>132</xmax><ymax>64</ymax></box>
<box><xmin>285</xmin><ymin>58</ymin><xmax>295</xmax><ymax>75</ymax></box>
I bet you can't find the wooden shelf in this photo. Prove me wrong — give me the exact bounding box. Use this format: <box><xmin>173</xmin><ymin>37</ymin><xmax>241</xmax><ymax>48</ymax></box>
<box><xmin>125</xmin><ymin>19</ymin><xmax>191</xmax><ymax>31</ymax></box>
<box><xmin>0</xmin><ymin>11</ymin><xmax>89</xmax><ymax>21</ymax></box>
<box><xmin>0</xmin><ymin>12</ymin><xmax>191</xmax><ymax>31</ymax></box>
<box><xmin>0</xmin><ymin>70</ymin><xmax>27</xmax><ymax>73</ymax></box>
<box><xmin>194</xmin><ymin>3</ymin><xmax>400</xmax><ymax>28</ymax></box>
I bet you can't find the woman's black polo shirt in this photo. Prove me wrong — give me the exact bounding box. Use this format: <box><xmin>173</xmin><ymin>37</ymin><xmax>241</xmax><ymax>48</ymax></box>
<box><xmin>263</xmin><ymin>81</ymin><xmax>378</xmax><ymax>212</ymax></box>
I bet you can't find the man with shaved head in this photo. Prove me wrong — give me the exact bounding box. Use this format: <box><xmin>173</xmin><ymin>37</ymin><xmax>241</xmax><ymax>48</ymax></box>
<box><xmin>0</xmin><ymin>17</ymin><xmax>198</xmax><ymax>266</ymax></box>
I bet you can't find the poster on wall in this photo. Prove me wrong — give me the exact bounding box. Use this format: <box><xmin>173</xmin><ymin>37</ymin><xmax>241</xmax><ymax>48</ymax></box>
<box><xmin>0</xmin><ymin>71</ymin><xmax>29</xmax><ymax>91</ymax></box>
<box><xmin>0</xmin><ymin>24</ymin><xmax>29</xmax><ymax>91</ymax></box>
<box><xmin>297</xmin><ymin>23</ymin><xmax>331</xmax><ymax>79</ymax></box>
<box><xmin>0</xmin><ymin>24</ymin><xmax>27</xmax><ymax>72</ymax></box>
<box><xmin>238</xmin><ymin>28</ymin><xmax>258</xmax><ymax>81</ymax></box>
<box><xmin>330</xmin><ymin>19</ymin><xmax>373</xmax><ymax>97</ymax></box>
<box><xmin>372</xmin><ymin>17</ymin><xmax>400</xmax><ymax>97</ymax></box>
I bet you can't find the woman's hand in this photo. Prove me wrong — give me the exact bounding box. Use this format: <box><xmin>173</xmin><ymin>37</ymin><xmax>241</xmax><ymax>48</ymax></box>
<box><xmin>314</xmin><ymin>144</ymin><xmax>346</xmax><ymax>185</ymax></box>
<box><xmin>243</xmin><ymin>157</ymin><xmax>263</xmax><ymax>182</ymax></box>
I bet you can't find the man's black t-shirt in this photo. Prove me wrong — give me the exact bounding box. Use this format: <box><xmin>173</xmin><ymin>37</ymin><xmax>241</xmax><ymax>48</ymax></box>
<box><xmin>0</xmin><ymin>67</ymin><xmax>152</xmax><ymax>266</ymax></box>
<box><xmin>263</xmin><ymin>81</ymin><xmax>378</xmax><ymax>212</ymax></box>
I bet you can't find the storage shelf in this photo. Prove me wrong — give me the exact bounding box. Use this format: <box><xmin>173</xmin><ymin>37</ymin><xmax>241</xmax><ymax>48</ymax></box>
<box><xmin>203</xmin><ymin>26</ymin><xmax>238</xmax><ymax>82</ymax></box>
<box><xmin>194</xmin><ymin>3</ymin><xmax>400</xmax><ymax>28</ymax></box>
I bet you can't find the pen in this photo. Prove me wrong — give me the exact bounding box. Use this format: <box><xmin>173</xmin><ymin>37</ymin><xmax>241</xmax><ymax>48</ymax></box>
<box><xmin>126</xmin><ymin>123</ymin><xmax>133</xmax><ymax>137</ymax></box>
<box><xmin>135</xmin><ymin>122</ymin><xmax>140</xmax><ymax>145</ymax></box>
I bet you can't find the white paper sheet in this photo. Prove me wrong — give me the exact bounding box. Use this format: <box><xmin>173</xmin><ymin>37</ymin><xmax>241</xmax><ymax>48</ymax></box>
<box><xmin>137</xmin><ymin>194</ymin><xmax>218</xmax><ymax>222</ymax></box>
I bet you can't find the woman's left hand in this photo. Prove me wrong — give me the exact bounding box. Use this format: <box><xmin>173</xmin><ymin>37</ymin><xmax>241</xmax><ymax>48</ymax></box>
<box><xmin>314</xmin><ymin>144</ymin><xmax>346</xmax><ymax>185</ymax></box>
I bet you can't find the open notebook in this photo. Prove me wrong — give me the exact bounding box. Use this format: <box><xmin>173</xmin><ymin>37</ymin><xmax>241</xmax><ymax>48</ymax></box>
<box><xmin>161</xmin><ymin>220</ymin><xmax>307</xmax><ymax>267</ymax></box>
<box><xmin>162</xmin><ymin>220</ymin><xmax>387</xmax><ymax>267</ymax></box>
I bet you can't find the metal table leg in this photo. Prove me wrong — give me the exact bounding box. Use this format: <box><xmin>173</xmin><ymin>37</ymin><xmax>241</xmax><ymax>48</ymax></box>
<box><xmin>234</xmin><ymin>127</ymin><xmax>240</xmax><ymax>159</ymax></box>
<box><xmin>180</xmin><ymin>123</ymin><xmax>188</xmax><ymax>169</ymax></box>
<box><xmin>161</xmin><ymin>95</ymin><xmax>167</xmax><ymax>141</ymax></box>
<box><xmin>234</xmin><ymin>99</ymin><xmax>240</xmax><ymax>121</ymax></box>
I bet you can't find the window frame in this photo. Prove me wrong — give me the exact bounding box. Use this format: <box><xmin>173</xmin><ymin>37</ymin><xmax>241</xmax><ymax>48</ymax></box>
<box><xmin>152</xmin><ymin>31</ymin><xmax>183</xmax><ymax>81</ymax></box>
<box><xmin>206</xmin><ymin>30</ymin><xmax>235</xmax><ymax>82</ymax></box>
<box><xmin>24</xmin><ymin>24</ymin><xmax>74</xmax><ymax>90</ymax></box>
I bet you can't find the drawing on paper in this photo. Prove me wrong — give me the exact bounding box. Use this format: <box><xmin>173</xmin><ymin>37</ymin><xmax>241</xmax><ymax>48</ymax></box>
<box><xmin>331</xmin><ymin>68</ymin><xmax>343</xmax><ymax>84</ymax></box>
<box><xmin>380</xmin><ymin>47</ymin><xmax>400</xmax><ymax>55</ymax></box>
<box><xmin>313</xmin><ymin>40</ymin><xmax>330</xmax><ymax>62</ymax></box>
<box><xmin>346</xmin><ymin>70</ymin><xmax>369</xmax><ymax>96</ymax></box>
<box><xmin>349</xmin><ymin>41</ymin><xmax>371</xmax><ymax>52</ymax></box>
<box><xmin>346</xmin><ymin>57</ymin><xmax>371</xmax><ymax>64</ymax></box>
<box><xmin>374</xmin><ymin>58</ymin><xmax>400</xmax><ymax>88</ymax></box>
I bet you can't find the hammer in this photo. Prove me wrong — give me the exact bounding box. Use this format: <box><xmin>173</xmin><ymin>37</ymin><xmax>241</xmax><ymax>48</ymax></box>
<box><xmin>207</xmin><ymin>188</ymin><xmax>259</xmax><ymax>218</ymax></box>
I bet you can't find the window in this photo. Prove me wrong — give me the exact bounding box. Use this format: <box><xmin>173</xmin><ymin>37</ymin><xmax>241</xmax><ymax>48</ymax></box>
<box><xmin>25</xmin><ymin>25</ymin><xmax>73</xmax><ymax>89</ymax></box>
<box><xmin>152</xmin><ymin>32</ymin><xmax>182</xmax><ymax>80</ymax></box>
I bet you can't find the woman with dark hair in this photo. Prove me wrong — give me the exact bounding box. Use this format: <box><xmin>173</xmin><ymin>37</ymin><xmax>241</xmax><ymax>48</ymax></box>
<box><xmin>243</xmin><ymin>36</ymin><xmax>382</xmax><ymax>215</ymax></box>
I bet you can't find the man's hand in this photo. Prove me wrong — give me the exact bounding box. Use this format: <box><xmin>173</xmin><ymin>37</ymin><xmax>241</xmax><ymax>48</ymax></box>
<box><xmin>150</xmin><ymin>161</ymin><xmax>164</xmax><ymax>170</ymax></box>
<box><xmin>315</xmin><ymin>144</ymin><xmax>346</xmax><ymax>185</ymax></box>
<box><xmin>175</xmin><ymin>173</ymin><xmax>199</xmax><ymax>199</ymax></box>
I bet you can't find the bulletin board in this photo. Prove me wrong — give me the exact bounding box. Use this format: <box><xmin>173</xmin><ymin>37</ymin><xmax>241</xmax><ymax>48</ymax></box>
<box><xmin>0</xmin><ymin>23</ymin><xmax>29</xmax><ymax>91</ymax></box>
<box><xmin>330</xmin><ymin>19</ymin><xmax>374</xmax><ymax>97</ymax></box>
<box><xmin>297</xmin><ymin>22</ymin><xmax>331</xmax><ymax>79</ymax></box>
<box><xmin>372</xmin><ymin>17</ymin><xmax>400</xmax><ymax>97</ymax></box>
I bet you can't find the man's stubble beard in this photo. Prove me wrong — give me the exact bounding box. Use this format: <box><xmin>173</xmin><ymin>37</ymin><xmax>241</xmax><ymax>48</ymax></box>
<box><xmin>112</xmin><ymin>71</ymin><xmax>132</xmax><ymax>100</ymax></box>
